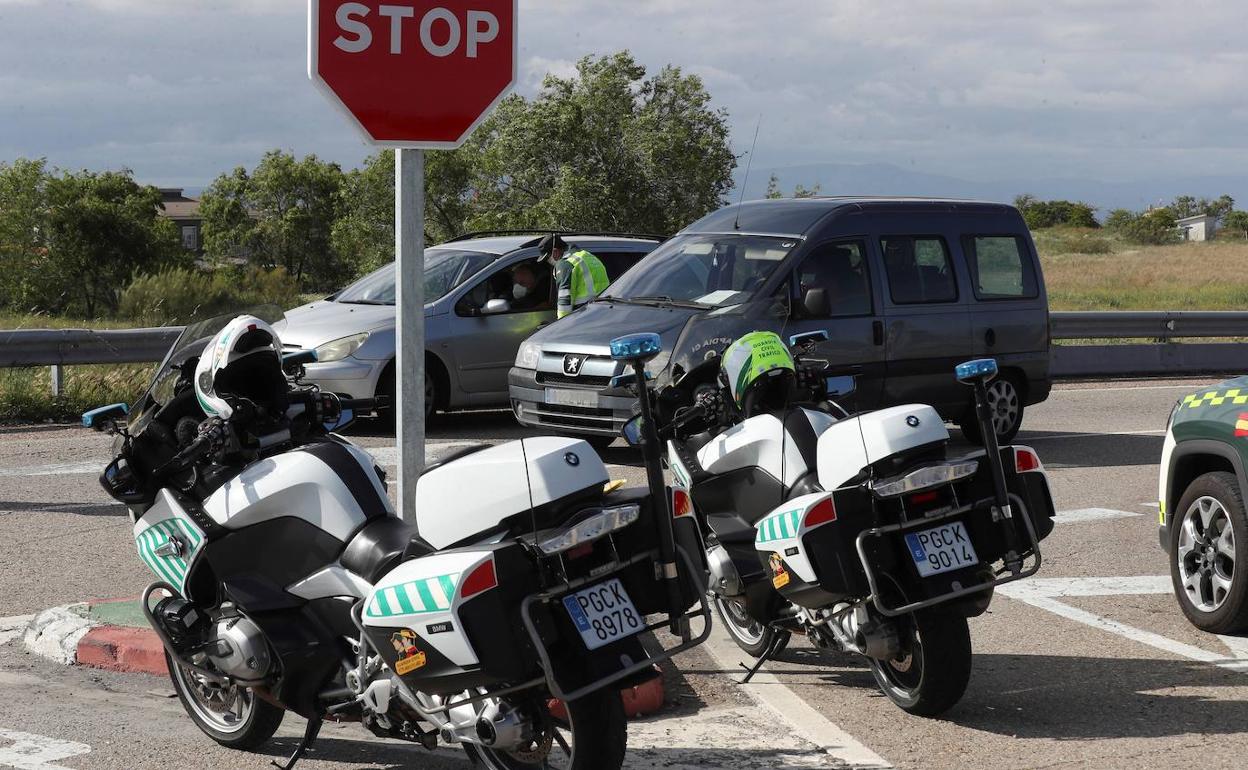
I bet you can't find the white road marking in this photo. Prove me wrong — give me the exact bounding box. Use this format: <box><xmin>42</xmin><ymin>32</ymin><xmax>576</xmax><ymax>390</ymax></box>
<box><xmin>0</xmin><ymin>616</ymin><xmax>34</xmax><ymax>646</ymax></box>
<box><xmin>628</xmin><ymin>706</ymin><xmax>843</xmax><ymax>768</ymax></box>
<box><xmin>1020</xmin><ymin>429</ymin><xmax>1165</xmax><ymax>442</ymax></box>
<box><xmin>0</xmin><ymin>462</ymin><xmax>101</xmax><ymax>478</ymax></box>
<box><xmin>999</xmin><ymin>575</ymin><xmax>1248</xmax><ymax>674</ymax></box>
<box><xmin>700</xmin><ymin>629</ymin><xmax>892</xmax><ymax>769</ymax></box>
<box><xmin>1053</xmin><ymin>508</ymin><xmax>1144</xmax><ymax>524</ymax></box>
<box><xmin>0</xmin><ymin>728</ymin><xmax>91</xmax><ymax>770</ymax></box>
<box><xmin>1056</xmin><ymin>383</ymin><xmax>1209</xmax><ymax>393</ymax></box>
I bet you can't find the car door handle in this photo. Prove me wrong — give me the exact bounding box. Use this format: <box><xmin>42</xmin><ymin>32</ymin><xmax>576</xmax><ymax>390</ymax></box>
<box><xmin>872</xmin><ymin>321</ymin><xmax>884</xmax><ymax>346</ymax></box>
<box><xmin>984</xmin><ymin>328</ymin><xmax>996</xmax><ymax>347</ymax></box>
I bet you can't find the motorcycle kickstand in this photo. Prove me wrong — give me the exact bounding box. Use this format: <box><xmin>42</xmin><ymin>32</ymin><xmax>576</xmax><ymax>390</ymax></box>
<box><xmin>738</xmin><ymin>631</ymin><xmax>787</xmax><ymax>685</ymax></box>
<box><xmin>272</xmin><ymin>716</ymin><xmax>323</xmax><ymax>770</ymax></box>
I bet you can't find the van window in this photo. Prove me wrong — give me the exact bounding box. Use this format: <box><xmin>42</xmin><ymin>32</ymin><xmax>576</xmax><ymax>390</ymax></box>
<box><xmin>880</xmin><ymin>236</ymin><xmax>957</xmax><ymax>304</ymax></box>
<box><xmin>964</xmin><ymin>236</ymin><xmax>1038</xmax><ymax>300</ymax></box>
<box><xmin>793</xmin><ymin>241</ymin><xmax>873</xmax><ymax>318</ymax></box>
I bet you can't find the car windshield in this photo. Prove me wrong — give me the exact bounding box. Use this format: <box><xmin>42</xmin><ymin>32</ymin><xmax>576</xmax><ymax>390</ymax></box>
<box><xmin>601</xmin><ymin>233</ymin><xmax>800</xmax><ymax>308</ymax></box>
<box><xmin>335</xmin><ymin>249</ymin><xmax>497</xmax><ymax>305</ymax></box>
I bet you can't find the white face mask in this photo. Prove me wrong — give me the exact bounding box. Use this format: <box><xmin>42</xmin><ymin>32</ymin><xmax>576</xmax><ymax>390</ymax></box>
<box><xmin>512</xmin><ymin>284</ymin><xmax>529</xmax><ymax>300</ymax></box>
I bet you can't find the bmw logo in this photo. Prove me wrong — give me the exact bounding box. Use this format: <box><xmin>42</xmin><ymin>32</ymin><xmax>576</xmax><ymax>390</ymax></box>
<box><xmin>906</xmin><ymin>415</ymin><xmax>921</xmax><ymax>428</ymax></box>
<box><xmin>565</xmin><ymin>452</ymin><xmax>580</xmax><ymax>467</ymax></box>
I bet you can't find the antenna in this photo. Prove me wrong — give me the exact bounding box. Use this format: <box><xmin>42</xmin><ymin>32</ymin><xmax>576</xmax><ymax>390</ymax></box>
<box><xmin>733</xmin><ymin>116</ymin><xmax>762</xmax><ymax>231</ymax></box>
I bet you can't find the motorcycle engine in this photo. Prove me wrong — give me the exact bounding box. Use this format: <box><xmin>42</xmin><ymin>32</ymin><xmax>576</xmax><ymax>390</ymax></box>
<box><xmin>205</xmin><ymin>615</ymin><xmax>272</xmax><ymax>682</ymax></box>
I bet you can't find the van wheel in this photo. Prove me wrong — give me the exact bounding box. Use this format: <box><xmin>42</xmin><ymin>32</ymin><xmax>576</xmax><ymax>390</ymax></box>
<box><xmin>959</xmin><ymin>374</ymin><xmax>1023</xmax><ymax>445</ymax></box>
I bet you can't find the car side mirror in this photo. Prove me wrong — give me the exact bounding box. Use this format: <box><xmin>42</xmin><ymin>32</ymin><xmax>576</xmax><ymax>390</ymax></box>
<box><xmin>621</xmin><ymin>415</ymin><xmax>646</xmax><ymax>447</ymax></box>
<box><xmin>482</xmin><ymin>298</ymin><xmax>511</xmax><ymax>315</ymax></box>
<box><xmin>802</xmin><ymin>288</ymin><xmax>831</xmax><ymax>318</ymax></box>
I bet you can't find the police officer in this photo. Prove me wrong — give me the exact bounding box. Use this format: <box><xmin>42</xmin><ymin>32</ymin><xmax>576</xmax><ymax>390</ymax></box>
<box><xmin>539</xmin><ymin>234</ymin><xmax>609</xmax><ymax>319</ymax></box>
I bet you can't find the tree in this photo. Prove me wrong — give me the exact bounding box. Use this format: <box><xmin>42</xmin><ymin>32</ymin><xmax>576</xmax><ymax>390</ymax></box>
<box><xmin>1103</xmin><ymin>208</ymin><xmax>1135</xmax><ymax>231</ymax></box>
<box><xmin>331</xmin><ymin>147</ymin><xmax>478</xmax><ymax>276</ymax></box>
<box><xmin>41</xmin><ymin>170</ymin><xmax>183</xmax><ymax>316</ymax></box>
<box><xmin>765</xmin><ymin>173</ymin><xmax>782</xmax><ymax>199</ymax></box>
<box><xmin>1205</xmin><ymin>194</ymin><xmax>1235</xmax><ymax>220</ymax></box>
<box><xmin>1224</xmin><ymin>211</ymin><xmax>1248</xmax><ymax>240</ymax></box>
<box><xmin>467</xmin><ymin>52</ymin><xmax>735</xmax><ymax>234</ymax></box>
<box><xmin>200</xmin><ymin>151</ymin><xmax>345</xmax><ymax>290</ymax></box>
<box><xmin>764</xmin><ymin>173</ymin><xmax>820</xmax><ymax>199</ymax></box>
<box><xmin>1167</xmin><ymin>194</ymin><xmax>1234</xmax><ymax>221</ymax></box>
<box><xmin>1014</xmin><ymin>194</ymin><xmax>1098</xmax><ymax>229</ymax></box>
<box><xmin>1170</xmin><ymin>195</ymin><xmax>1199</xmax><ymax>219</ymax></box>
<box><xmin>0</xmin><ymin>158</ymin><xmax>52</xmax><ymax>311</ymax></box>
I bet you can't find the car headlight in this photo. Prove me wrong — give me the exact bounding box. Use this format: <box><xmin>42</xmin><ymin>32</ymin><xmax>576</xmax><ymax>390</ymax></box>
<box><xmin>515</xmin><ymin>341</ymin><xmax>540</xmax><ymax>370</ymax></box>
<box><xmin>315</xmin><ymin>333</ymin><xmax>370</xmax><ymax>363</ymax></box>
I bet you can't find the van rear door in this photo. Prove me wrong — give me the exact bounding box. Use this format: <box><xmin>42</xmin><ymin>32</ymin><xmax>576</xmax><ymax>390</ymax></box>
<box><xmin>961</xmin><ymin>233</ymin><xmax>1047</xmax><ymax>362</ymax></box>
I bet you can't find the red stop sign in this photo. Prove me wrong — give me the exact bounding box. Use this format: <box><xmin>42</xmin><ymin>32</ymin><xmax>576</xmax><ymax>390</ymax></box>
<box><xmin>309</xmin><ymin>1</ymin><xmax>516</xmax><ymax>147</ymax></box>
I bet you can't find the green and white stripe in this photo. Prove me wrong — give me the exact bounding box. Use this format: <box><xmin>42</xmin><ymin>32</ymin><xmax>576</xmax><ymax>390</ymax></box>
<box><xmin>135</xmin><ymin>517</ymin><xmax>204</xmax><ymax>594</ymax></box>
<box><xmin>756</xmin><ymin>508</ymin><xmax>802</xmax><ymax>543</ymax></box>
<box><xmin>366</xmin><ymin>572</ymin><xmax>460</xmax><ymax>618</ymax></box>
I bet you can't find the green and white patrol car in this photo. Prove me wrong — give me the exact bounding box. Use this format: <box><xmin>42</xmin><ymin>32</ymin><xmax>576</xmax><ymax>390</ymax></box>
<box><xmin>1160</xmin><ymin>379</ymin><xmax>1248</xmax><ymax>632</ymax></box>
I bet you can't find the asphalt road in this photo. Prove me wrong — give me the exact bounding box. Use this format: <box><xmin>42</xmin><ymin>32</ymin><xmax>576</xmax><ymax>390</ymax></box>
<box><xmin>3</xmin><ymin>379</ymin><xmax>1246</xmax><ymax>769</ymax></box>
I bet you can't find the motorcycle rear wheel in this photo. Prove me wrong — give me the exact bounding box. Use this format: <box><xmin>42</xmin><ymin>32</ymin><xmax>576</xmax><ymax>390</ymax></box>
<box><xmin>867</xmin><ymin>610</ymin><xmax>971</xmax><ymax>717</ymax></box>
<box><xmin>166</xmin><ymin>651</ymin><xmax>284</xmax><ymax>749</ymax></box>
<box><xmin>465</xmin><ymin>688</ymin><xmax>626</xmax><ymax>770</ymax></box>
<box><xmin>713</xmin><ymin>595</ymin><xmax>790</xmax><ymax>658</ymax></box>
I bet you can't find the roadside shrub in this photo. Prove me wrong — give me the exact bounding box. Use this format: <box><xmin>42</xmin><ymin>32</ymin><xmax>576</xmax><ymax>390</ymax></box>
<box><xmin>1105</xmin><ymin>208</ymin><xmax>1180</xmax><ymax>246</ymax></box>
<box><xmin>1031</xmin><ymin>227</ymin><xmax>1113</xmax><ymax>256</ymax></box>
<box><xmin>118</xmin><ymin>266</ymin><xmax>302</xmax><ymax>326</ymax></box>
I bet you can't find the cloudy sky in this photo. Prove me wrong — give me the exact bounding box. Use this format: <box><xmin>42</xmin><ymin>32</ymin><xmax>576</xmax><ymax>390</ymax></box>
<box><xmin>1</xmin><ymin>0</ymin><xmax>1245</xmax><ymax>194</ymax></box>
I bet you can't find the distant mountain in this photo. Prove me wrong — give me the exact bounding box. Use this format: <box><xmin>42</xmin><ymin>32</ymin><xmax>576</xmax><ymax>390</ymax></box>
<box><xmin>735</xmin><ymin>162</ymin><xmax>1248</xmax><ymax>217</ymax></box>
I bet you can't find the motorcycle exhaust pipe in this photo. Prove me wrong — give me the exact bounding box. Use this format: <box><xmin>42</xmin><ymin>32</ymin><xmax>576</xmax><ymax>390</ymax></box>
<box><xmin>855</xmin><ymin>622</ymin><xmax>901</xmax><ymax>661</ymax></box>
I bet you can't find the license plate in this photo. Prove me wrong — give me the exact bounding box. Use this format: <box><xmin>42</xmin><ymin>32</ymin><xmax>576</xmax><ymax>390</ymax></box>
<box><xmin>545</xmin><ymin>388</ymin><xmax>599</xmax><ymax>408</ymax></box>
<box><xmin>904</xmin><ymin>521</ymin><xmax>979</xmax><ymax>577</ymax></box>
<box><xmin>561</xmin><ymin>578</ymin><xmax>644</xmax><ymax>650</ymax></box>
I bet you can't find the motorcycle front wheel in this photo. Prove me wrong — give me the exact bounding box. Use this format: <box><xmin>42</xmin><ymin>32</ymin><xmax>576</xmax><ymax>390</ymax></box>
<box><xmin>465</xmin><ymin>687</ymin><xmax>626</xmax><ymax>770</ymax></box>
<box><xmin>867</xmin><ymin>610</ymin><xmax>971</xmax><ymax>717</ymax></box>
<box><xmin>713</xmin><ymin>595</ymin><xmax>790</xmax><ymax>658</ymax></box>
<box><xmin>166</xmin><ymin>651</ymin><xmax>284</xmax><ymax>749</ymax></box>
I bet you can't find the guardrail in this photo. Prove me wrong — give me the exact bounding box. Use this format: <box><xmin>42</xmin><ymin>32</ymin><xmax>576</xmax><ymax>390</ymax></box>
<box><xmin>3</xmin><ymin>311</ymin><xmax>1248</xmax><ymax>393</ymax></box>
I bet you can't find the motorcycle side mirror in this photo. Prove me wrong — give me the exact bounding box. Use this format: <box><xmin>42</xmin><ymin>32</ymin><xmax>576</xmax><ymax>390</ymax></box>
<box><xmin>789</xmin><ymin>329</ymin><xmax>829</xmax><ymax>348</ymax></box>
<box><xmin>283</xmin><ymin>349</ymin><xmax>318</xmax><ymax>374</ymax></box>
<box><xmin>325</xmin><ymin>407</ymin><xmax>355</xmax><ymax>433</ymax></box>
<box><xmin>621</xmin><ymin>415</ymin><xmax>646</xmax><ymax>447</ymax></box>
<box><xmin>83</xmin><ymin>402</ymin><xmax>129</xmax><ymax>431</ymax></box>
<box><xmin>955</xmin><ymin>358</ymin><xmax>999</xmax><ymax>385</ymax></box>
<box><xmin>825</xmin><ymin>375</ymin><xmax>857</xmax><ymax>397</ymax></box>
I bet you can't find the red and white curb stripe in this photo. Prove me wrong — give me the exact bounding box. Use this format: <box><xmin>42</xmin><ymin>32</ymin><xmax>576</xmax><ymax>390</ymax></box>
<box><xmin>16</xmin><ymin>605</ymin><xmax>169</xmax><ymax>675</ymax></box>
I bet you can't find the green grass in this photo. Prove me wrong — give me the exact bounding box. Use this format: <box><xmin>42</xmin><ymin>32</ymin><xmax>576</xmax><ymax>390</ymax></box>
<box><xmin>0</xmin><ymin>364</ymin><xmax>151</xmax><ymax>423</ymax></box>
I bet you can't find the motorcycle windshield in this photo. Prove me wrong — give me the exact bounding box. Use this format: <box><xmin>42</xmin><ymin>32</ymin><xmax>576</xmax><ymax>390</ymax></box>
<box><xmin>664</xmin><ymin>295</ymin><xmax>793</xmax><ymax>390</ymax></box>
<box><xmin>126</xmin><ymin>305</ymin><xmax>284</xmax><ymax>437</ymax></box>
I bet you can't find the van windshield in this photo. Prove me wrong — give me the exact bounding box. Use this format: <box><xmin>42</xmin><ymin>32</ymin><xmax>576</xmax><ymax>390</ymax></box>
<box><xmin>335</xmin><ymin>249</ymin><xmax>496</xmax><ymax>305</ymax></box>
<box><xmin>601</xmin><ymin>234</ymin><xmax>799</xmax><ymax>308</ymax></box>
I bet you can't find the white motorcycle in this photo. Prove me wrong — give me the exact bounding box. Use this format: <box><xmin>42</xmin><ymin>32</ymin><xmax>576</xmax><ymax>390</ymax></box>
<box><xmin>83</xmin><ymin>309</ymin><xmax>708</xmax><ymax>770</ymax></box>
<box><xmin>626</xmin><ymin>304</ymin><xmax>1056</xmax><ymax>716</ymax></box>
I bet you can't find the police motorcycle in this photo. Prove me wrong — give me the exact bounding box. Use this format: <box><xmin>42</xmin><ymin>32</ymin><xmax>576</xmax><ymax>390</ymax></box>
<box><xmin>82</xmin><ymin>308</ymin><xmax>709</xmax><ymax>770</ymax></box>
<box><xmin>624</xmin><ymin>303</ymin><xmax>1056</xmax><ymax>716</ymax></box>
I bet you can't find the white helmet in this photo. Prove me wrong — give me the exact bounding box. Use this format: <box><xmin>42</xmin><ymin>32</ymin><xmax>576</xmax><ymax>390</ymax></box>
<box><xmin>194</xmin><ymin>315</ymin><xmax>286</xmax><ymax>420</ymax></box>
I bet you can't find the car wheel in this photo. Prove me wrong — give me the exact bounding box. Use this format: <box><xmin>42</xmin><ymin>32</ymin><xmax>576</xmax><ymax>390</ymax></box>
<box><xmin>377</xmin><ymin>363</ymin><xmax>436</xmax><ymax>427</ymax></box>
<box><xmin>1170</xmin><ymin>471</ymin><xmax>1248</xmax><ymax>633</ymax></box>
<box><xmin>959</xmin><ymin>373</ymin><xmax>1024</xmax><ymax>445</ymax></box>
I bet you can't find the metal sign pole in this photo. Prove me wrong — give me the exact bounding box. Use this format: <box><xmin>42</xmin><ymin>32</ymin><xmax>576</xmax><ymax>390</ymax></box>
<box><xmin>395</xmin><ymin>147</ymin><xmax>425</xmax><ymax>521</ymax></box>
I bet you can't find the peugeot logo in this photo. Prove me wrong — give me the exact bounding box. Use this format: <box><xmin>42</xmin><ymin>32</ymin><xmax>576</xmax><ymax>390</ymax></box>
<box><xmin>563</xmin><ymin>354</ymin><xmax>586</xmax><ymax>377</ymax></box>
<box><xmin>565</xmin><ymin>452</ymin><xmax>581</xmax><ymax>467</ymax></box>
<box><xmin>906</xmin><ymin>415</ymin><xmax>921</xmax><ymax>428</ymax></box>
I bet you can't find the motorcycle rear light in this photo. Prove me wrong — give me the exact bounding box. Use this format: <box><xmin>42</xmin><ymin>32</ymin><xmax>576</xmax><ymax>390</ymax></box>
<box><xmin>459</xmin><ymin>559</ymin><xmax>497</xmax><ymax>600</ymax></box>
<box><xmin>909</xmin><ymin>490</ymin><xmax>940</xmax><ymax>506</ymax></box>
<box><xmin>672</xmin><ymin>488</ymin><xmax>693</xmax><ymax>518</ymax></box>
<box><xmin>1014</xmin><ymin>447</ymin><xmax>1043</xmax><ymax>473</ymax></box>
<box><xmin>566</xmin><ymin>543</ymin><xmax>594</xmax><ymax>560</ymax></box>
<box><xmin>804</xmin><ymin>497</ymin><xmax>837</xmax><ymax>527</ymax></box>
<box><xmin>536</xmin><ymin>505</ymin><xmax>640</xmax><ymax>555</ymax></box>
<box><xmin>870</xmin><ymin>461</ymin><xmax>979</xmax><ymax>498</ymax></box>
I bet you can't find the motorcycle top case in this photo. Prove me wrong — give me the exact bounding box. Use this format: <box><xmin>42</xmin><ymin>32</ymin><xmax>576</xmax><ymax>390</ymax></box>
<box><xmin>133</xmin><ymin>489</ymin><xmax>208</xmax><ymax>598</ymax></box>
<box><xmin>753</xmin><ymin>491</ymin><xmax>874</xmax><ymax>607</ymax></box>
<box><xmin>361</xmin><ymin>541</ymin><xmax>543</xmax><ymax>693</ymax></box>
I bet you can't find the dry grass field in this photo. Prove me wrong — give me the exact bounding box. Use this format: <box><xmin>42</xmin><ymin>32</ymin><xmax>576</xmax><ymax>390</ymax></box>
<box><xmin>1037</xmin><ymin>228</ymin><xmax>1248</xmax><ymax>310</ymax></box>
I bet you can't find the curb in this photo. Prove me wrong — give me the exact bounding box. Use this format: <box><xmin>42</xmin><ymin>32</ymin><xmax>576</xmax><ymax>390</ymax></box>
<box><xmin>21</xmin><ymin>602</ymin><xmax>667</xmax><ymax>717</ymax></box>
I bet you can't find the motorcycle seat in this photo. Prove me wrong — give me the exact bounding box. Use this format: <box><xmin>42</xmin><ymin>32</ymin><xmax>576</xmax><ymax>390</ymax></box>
<box><xmin>705</xmin><ymin>513</ymin><xmax>757</xmax><ymax>544</ymax></box>
<box><xmin>342</xmin><ymin>516</ymin><xmax>436</xmax><ymax>584</ymax></box>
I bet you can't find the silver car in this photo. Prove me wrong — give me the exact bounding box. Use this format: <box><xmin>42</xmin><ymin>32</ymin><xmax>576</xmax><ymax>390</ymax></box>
<box><xmin>275</xmin><ymin>233</ymin><xmax>659</xmax><ymax>419</ymax></box>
